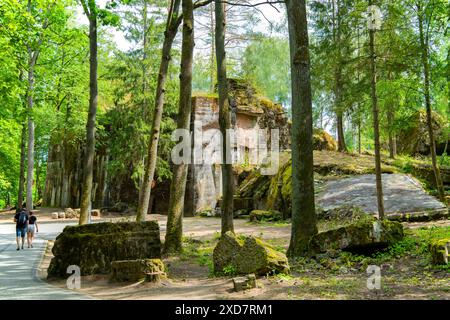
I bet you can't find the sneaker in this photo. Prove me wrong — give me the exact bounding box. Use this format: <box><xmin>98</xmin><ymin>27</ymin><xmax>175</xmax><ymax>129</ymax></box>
<box><xmin>16</xmin><ymin>247</ymin><xmax>20</xmax><ymax>251</ymax></box>
<box><xmin>31</xmin><ymin>244</ymin><xmax>33</xmax><ymax>248</ymax></box>
<box><xmin>21</xmin><ymin>246</ymin><xmax>24</xmax><ymax>250</ymax></box>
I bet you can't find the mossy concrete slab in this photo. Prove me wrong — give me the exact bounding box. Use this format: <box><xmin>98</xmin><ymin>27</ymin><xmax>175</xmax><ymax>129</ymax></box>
<box><xmin>317</xmin><ymin>174</ymin><xmax>448</xmax><ymax>220</ymax></box>
<box><xmin>48</xmin><ymin>221</ymin><xmax>161</xmax><ymax>277</ymax></box>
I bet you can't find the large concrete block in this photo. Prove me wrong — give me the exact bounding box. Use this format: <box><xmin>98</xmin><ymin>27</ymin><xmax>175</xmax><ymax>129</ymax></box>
<box><xmin>47</xmin><ymin>221</ymin><xmax>161</xmax><ymax>278</ymax></box>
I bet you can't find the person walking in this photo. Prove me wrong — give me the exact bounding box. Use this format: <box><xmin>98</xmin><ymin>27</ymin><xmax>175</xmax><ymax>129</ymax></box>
<box><xmin>27</xmin><ymin>211</ymin><xmax>38</xmax><ymax>248</ymax></box>
<box><xmin>14</xmin><ymin>208</ymin><xmax>29</xmax><ymax>250</ymax></box>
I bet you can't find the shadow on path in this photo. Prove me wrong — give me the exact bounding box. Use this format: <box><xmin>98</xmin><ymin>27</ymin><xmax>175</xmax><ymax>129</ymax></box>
<box><xmin>0</xmin><ymin>223</ymin><xmax>90</xmax><ymax>300</ymax></box>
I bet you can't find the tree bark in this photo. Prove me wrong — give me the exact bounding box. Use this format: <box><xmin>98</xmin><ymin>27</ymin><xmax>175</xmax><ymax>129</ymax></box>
<box><xmin>443</xmin><ymin>47</ymin><xmax>450</xmax><ymax>166</ymax></box>
<box><xmin>286</xmin><ymin>0</ymin><xmax>317</xmax><ymax>257</ymax></box>
<box><xmin>387</xmin><ymin>108</ymin><xmax>396</xmax><ymax>159</ymax></box>
<box><xmin>164</xmin><ymin>0</ymin><xmax>195</xmax><ymax>254</ymax></box>
<box><xmin>18</xmin><ymin>123</ymin><xmax>27</xmax><ymax>209</ymax></box>
<box><xmin>357</xmin><ymin>115</ymin><xmax>362</xmax><ymax>154</ymax></box>
<box><xmin>142</xmin><ymin>0</ymin><xmax>149</xmax><ymax>121</ymax></box>
<box><xmin>215</xmin><ymin>0</ymin><xmax>234</xmax><ymax>235</ymax></box>
<box><xmin>333</xmin><ymin>0</ymin><xmax>347</xmax><ymax>152</ymax></box>
<box><xmin>417</xmin><ymin>5</ymin><xmax>446</xmax><ymax>202</ymax></box>
<box><xmin>136</xmin><ymin>0</ymin><xmax>182</xmax><ymax>222</ymax></box>
<box><xmin>35</xmin><ymin>154</ymin><xmax>41</xmax><ymax>201</ymax></box>
<box><xmin>386</xmin><ymin>71</ymin><xmax>397</xmax><ymax>159</ymax></box>
<box><xmin>26</xmin><ymin>51</ymin><xmax>36</xmax><ymax>211</ymax></box>
<box><xmin>209</xmin><ymin>3</ymin><xmax>216</xmax><ymax>92</ymax></box>
<box><xmin>369</xmin><ymin>0</ymin><xmax>385</xmax><ymax>220</ymax></box>
<box><xmin>336</xmin><ymin>112</ymin><xmax>347</xmax><ymax>152</ymax></box>
<box><xmin>79</xmin><ymin>4</ymin><xmax>98</xmax><ymax>225</ymax></box>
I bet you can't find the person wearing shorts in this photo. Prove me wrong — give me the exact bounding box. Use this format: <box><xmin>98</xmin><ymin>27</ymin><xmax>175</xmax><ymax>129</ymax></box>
<box><xmin>27</xmin><ymin>211</ymin><xmax>38</xmax><ymax>248</ymax></box>
<box><xmin>14</xmin><ymin>209</ymin><xmax>29</xmax><ymax>250</ymax></box>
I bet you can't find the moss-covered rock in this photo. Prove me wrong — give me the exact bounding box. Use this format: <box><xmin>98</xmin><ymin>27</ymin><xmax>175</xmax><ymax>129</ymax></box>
<box><xmin>266</xmin><ymin>159</ymin><xmax>292</xmax><ymax>217</ymax></box>
<box><xmin>249</xmin><ymin>210</ymin><xmax>283</xmax><ymax>222</ymax></box>
<box><xmin>397</xmin><ymin>110</ymin><xmax>446</xmax><ymax>156</ymax></box>
<box><xmin>317</xmin><ymin>205</ymin><xmax>365</xmax><ymax>221</ymax></box>
<box><xmin>213</xmin><ymin>232</ymin><xmax>244</xmax><ymax>274</ymax></box>
<box><xmin>429</xmin><ymin>238</ymin><xmax>450</xmax><ymax>265</ymax></box>
<box><xmin>236</xmin><ymin>237</ymin><xmax>290</xmax><ymax>275</ymax></box>
<box><xmin>313</xmin><ymin>129</ymin><xmax>338</xmax><ymax>151</ymax></box>
<box><xmin>233</xmin><ymin>274</ymin><xmax>256</xmax><ymax>292</ymax></box>
<box><xmin>236</xmin><ymin>170</ymin><xmax>271</xmax><ymax>199</ymax></box>
<box><xmin>47</xmin><ymin>221</ymin><xmax>161</xmax><ymax>278</ymax></box>
<box><xmin>110</xmin><ymin>259</ymin><xmax>165</xmax><ymax>282</ymax></box>
<box><xmin>310</xmin><ymin>218</ymin><xmax>404</xmax><ymax>254</ymax></box>
<box><xmin>213</xmin><ymin>232</ymin><xmax>289</xmax><ymax>276</ymax></box>
<box><xmin>64</xmin><ymin>208</ymin><xmax>79</xmax><ymax>219</ymax></box>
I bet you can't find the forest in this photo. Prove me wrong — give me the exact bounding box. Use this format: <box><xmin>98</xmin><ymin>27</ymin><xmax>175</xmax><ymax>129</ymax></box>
<box><xmin>0</xmin><ymin>0</ymin><xmax>449</xmax><ymax>301</ymax></box>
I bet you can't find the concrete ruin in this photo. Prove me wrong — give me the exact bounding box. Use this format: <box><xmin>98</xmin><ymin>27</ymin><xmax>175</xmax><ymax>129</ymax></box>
<box><xmin>42</xmin><ymin>79</ymin><xmax>290</xmax><ymax>216</ymax></box>
<box><xmin>184</xmin><ymin>79</ymin><xmax>290</xmax><ymax>216</ymax></box>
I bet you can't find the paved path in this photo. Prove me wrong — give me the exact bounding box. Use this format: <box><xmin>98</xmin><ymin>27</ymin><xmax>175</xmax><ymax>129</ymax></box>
<box><xmin>0</xmin><ymin>222</ymin><xmax>89</xmax><ymax>300</ymax></box>
<box><xmin>317</xmin><ymin>174</ymin><xmax>448</xmax><ymax>215</ymax></box>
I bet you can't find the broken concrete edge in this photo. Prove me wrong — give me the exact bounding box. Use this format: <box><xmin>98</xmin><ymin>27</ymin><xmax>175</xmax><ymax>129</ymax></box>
<box><xmin>308</xmin><ymin>217</ymin><xmax>404</xmax><ymax>255</ymax></box>
<box><xmin>34</xmin><ymin>239</ymin><xmax>51</xmax><ymax>281</ymax></box>
<box><xmin>387</xmin><ymin>208</ymin><xmax>449</xmax><ymax>222</ymax></box>
<box><xmin>429</xmin><ymin>238</ymin><xmax>450</xmax><ymax>265</ymax></box>
<box><xmin>110</xmin><ymin>258</ymin><xmax>166</xmax><ymax>283</ymax></box>
<box><xmin>47</xmin><ymin>221</ymin><xmax>161</xmax><ymax>278</ymax></box>
<box><xmin>233</xmin><ymin>273</ymin><xmax>257</xmax><ymax>292</ymax></box>
<box><xmin>249</xmin><ymin>210</ymin><xmax>283</xmax><ymax>222</ymax></box>
<box><xmin>50</xmin><ymin>208</ymin><xmax>101</xmax><ymax>219</ymax></box>
<box><xmin>213</xmin><ymin>231</ymin><xmax>290</xmax><ymax>277</ymax></box>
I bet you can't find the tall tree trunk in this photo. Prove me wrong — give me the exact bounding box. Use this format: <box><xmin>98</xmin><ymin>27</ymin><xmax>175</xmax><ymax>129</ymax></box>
<box><xmin>79</xmin><ymin>7</ymin><xmax>98</xmax><ymax>225</ymax></box>
<box><xmin>286</xmin><ymin>0</ymin><xmax>317</xmax><ymax>257</ymax></box>
<box><xmin>26</xmin><ymin>52</ymin><xmax>36</xmax><ymax>211</ymax></box>
<box><xmin>443</xmin><ymin>47</ymin><xmax>450</xmax><ymax>165</ymax></box>
<box><xmin>418</xmin><ymin>6</ymin><xmax>446</xmax><ymax>202</ymax></box>
<box><xmin>336</xmin><ymin>112</ymin><xmax>347</xmax><ymax>152</ymax></box>
<box><xmin>142</xmin><ymin>0</ymin><xmax>149</xmax><ymax>121</ymax></box>
<box><xmin>387</xmin><ymin>108</ymin><xmax>396</xmax><ymax>159</ymax></box>
<box><xmin>333</xmin><ymin>0</ymin><xmax>347</xmax><ymax>152</ymax></box>
<box><xmin>209</xmin><ymin>3</ymin><xmax>215</xmax><ymax>92</ymax></box>
<box><xmin>136</xmin><ymin>0</ymin><xmax>182</xmax><ymax>222</ymax></box>
<box><xmin>447</xmin><ymin>47</ymin><xmax>450</xmax><ymax>117</ymax></box>
<box><xmin>35</xmin><ymin>155</ymin><xmax>40</xmax><ymax>201</ymax></box>
<box><xmin>386</xmin><ymin>71</ymin><xmax>397</xmax><ymax>159</ymax></box>
<box><xmin>164</xmin><ymin>0</ymin><xmax>195</xmax><ymax>254</ymax></box>
<box><xmin>18</xmin><ymin>123</ymin><xmax>27</xmax><ymax>209</ymax></box>
<box><xmin>25</xmin><ymin>0</ymin><xmax>36</xmax><ymax>211</ymax></box>
<box><xmin>215</xmin><ymin>0</ymin><xmax>234</xmax><ymax>235</ymax></box>
<box><xmin>358</xmin><ymin>118</ymin><xmax>362</xmax><ymax>154</ymax></box>
<box><xmin>369</xmin><ymin>0</ymin><xmax>385</xmax><ymax>220</ymax></box>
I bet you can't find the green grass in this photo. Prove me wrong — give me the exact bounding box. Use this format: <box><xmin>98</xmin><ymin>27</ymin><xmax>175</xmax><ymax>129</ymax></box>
<box><xmin>222</xmin><ymin>264</ymin><xmax>238</xmax><ymax>276</ymax></box>
<box><xmin>388</xmin><ymin>153</ymin><xmax>450</xmax><ymax>169</ymax></box>
<box><xmin>180</xmin><ymin>237</ymin><xmax>215</xmax><ymax>273</ymax></box>
<box><xmin>245</xmin><ymin>219</ymin><xmax>291</xmax><ymax>227</ymax></box>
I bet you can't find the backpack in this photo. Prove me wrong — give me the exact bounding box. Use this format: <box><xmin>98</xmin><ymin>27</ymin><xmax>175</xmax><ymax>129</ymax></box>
<box><xmin>17</xmin><ymin>211</ymin><xmax>28</xmax><ymax>227</ymax></box>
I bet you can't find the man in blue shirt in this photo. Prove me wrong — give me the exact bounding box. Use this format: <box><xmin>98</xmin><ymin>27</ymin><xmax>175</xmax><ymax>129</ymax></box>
<box><xmin>14</xmin><ymin>209</ymin><xmax>29</xmax><ymax>250</ymax></box>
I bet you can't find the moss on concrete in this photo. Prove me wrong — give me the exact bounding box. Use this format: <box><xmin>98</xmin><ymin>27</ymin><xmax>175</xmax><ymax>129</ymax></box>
<box><xmin>236</xmin><ymin>236</ymin><xmax>290</xmax><ymax>275</ymax></box>
<box><xmin>110</xmin><ymin>259</ymin><xmax>165</xmax><ymax>282</ymax></box>
<box><xmin>213</xmin><ymin>232</ymin><xmax>289</xmax><ymax>276</ymax></box>
<box><xmin>429</xmin><ymin>238</ymin><xmax>450</xmax><ymax>265</ymax></box>
<box><xmin>310</xmin><ymin>218</ymin><xmax>404</xmax><ymax>254</ymax></box>
<box><xmin>249</xmin><ymin>210</ymin><xmax>283</xmax><ymax>222</ymax></box>
<box><xmin>48</xmin><ymin>221</ymin><xmax>161</xmax><ymax>278</ymax></box>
